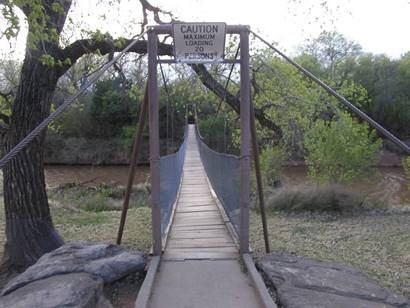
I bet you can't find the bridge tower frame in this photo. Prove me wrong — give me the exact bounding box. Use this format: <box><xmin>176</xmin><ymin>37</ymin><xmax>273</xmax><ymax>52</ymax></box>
<box><xmin>147</xmin><ymin>24</ymin><xmax>251</xmax><ymax>255</ymax></box>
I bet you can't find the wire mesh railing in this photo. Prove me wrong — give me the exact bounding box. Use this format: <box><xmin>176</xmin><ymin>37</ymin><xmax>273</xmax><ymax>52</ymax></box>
<box><xmin>195</xmin><ymin>125</ymin><xmax>240</xmax><ymax>233</ymax></box>
<box><xmin>159</xmin><ymin>126</ymin><xmax>188</xmax><ymax>234</ymax></box>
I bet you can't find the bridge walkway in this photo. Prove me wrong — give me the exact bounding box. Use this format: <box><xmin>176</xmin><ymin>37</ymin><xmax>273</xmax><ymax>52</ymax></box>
<box><xmin>148</xmin><ymin>125</ymin><xmax>264</xmax><ymax>308</ymax></box>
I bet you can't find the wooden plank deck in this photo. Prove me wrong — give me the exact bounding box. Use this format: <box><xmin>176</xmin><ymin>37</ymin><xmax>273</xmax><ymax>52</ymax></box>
<box><xmin>163</xmin><ymin>125</ymin><xmax>238</xmax><ymax>260</ymax></box>
<box><xmin>146</xmin><ymin>125</ymin><xmax>271</xmax><ymax>308</ymax></box>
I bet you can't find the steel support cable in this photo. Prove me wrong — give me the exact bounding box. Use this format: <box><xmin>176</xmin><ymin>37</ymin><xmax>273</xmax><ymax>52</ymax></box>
<box><xmin>251</xmin><ymin>31</ymin><xmax>410</xmax><ymax>154</ymax></box>
<box><xmin>0</xmin><ymin>31</ymin><xmax>148</xmax><ymax>169</ymax></box>
<box><xmin>158</xmin><ymin>58</ymin><xmax>171</xmax><ymax>152</ymax></box>
<box><xmin>220</xmin><ymin>44</ymin><xmax>240</xmax><ymax>152</ymax></box>
<box><xmin>216</xmin><ymin>44</ymin><xmax>240</xmax><ymax>114</ymax></box>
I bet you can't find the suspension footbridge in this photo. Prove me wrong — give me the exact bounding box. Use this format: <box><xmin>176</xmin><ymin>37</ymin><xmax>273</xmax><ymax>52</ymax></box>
<box><xmin>145</xmin><ymin>125</ymin><xmax>267</xmax><ymax>307</ymax></box>
<box><xmin>0</xmin><ymin>22</ymin><xmax>408</xmax><ymax>308</ymax></box>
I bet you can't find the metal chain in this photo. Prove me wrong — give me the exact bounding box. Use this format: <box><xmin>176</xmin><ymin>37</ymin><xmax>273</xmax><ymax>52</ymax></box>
<box><xmin>0</xmin><ymin>31</ymin><xmax>147</xmax><ymax>169</ymax></box>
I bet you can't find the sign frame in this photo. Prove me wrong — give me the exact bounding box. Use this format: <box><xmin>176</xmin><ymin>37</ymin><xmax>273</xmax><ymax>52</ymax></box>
<box><xmin>172</xmin><ymin>22</ymin><xmax>227</xmax><ymax>64</ymax></box>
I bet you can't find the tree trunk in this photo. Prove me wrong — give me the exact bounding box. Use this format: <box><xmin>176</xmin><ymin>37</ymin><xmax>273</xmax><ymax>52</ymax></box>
<box><xmin>2</xmin><ymin>56</ymin><xmax>63</xmax><ymax>271</ymax></box>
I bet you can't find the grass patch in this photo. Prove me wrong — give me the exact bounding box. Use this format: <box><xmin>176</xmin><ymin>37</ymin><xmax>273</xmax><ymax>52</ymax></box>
<box><xmin>0</xmin><ymin>182</ymin><xmax>153</xmax><ymax>258</ymax></box>
<box><xmin>49</xmin><ymin>182</ymin><xmax>150</xmax><ymax>212</ymax></box>
<box><xmin>250</xmin><ymin>209</ymin><xmax>410</xmax><ymax>299</ymax></box>
<box><xmin>264</xmin><ymin>185</ymin><xmax>367</xmax><ymax>212</ymax></box>
<box><xmin>52</xmin><ymin>207</ymin><xmax>152</xmax><ymax>252</ymax></box>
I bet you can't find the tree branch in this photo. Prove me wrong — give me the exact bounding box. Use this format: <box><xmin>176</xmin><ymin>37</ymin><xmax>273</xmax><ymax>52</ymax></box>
<box><xmin>139</xmin><ymin>0</ymin><xmax>174</xmax><ymax>30</ymax></box>
<box><xmin>57</xmin><ymin>38</ymin><xmax>173</xmax><ymax>75</ymax></box>
<box><xmin>190</xmin><ymin>63</ymin><xmax>283</xmax><ymax>140</ymax></box>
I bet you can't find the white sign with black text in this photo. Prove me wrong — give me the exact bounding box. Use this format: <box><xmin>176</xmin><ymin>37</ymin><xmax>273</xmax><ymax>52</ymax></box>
<box><xmin>173</xmin><ymin>23</ymin><xmax>226</xmax><ymax>63</ymax></box>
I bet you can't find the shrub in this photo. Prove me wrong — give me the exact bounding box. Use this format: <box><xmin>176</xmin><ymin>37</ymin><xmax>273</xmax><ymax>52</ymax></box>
<box><xmin>304</xmin><ymin>112</ymin><xmax>382</xmax><ymax>184</ymax></box>
<box><xmin>91</xmin><ymin>78</ymin><xmax>138</xmax><ymax>137</ymax></box>
<box><xmin>259</xmin><ymin>146</ymin><xmax>284</xmax><ymax>187</ymax></box>
<box><xmin>403</xmin><ymin>157</ymin><xmax>410</xmax><ymax>190</ymax></box>
<box><xmin>266</xmin><ymin>185</ymin><xmax>365</xmax><ymax>212</ymax></box>
<box><xmin>49</xmin><ymin>182</ymin><xmax>150</xmax><ymax>212</ymax></box>
<box><xmin>198</xmin><ymin>116</ymin><xmax>233</xmax><ymax>153</ymax></box>
<box><xmin>82</xmin><ymin>195</ymin><xmax>111</xmax><ymax>212</ymax></box>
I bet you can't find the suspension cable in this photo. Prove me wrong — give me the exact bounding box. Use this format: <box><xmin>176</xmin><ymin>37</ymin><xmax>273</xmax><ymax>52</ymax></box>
<box><xmin>0</xmin><ymin>31</ymin><xmax>148</xmax><ymax>169</ymax></box>
<box><xmin>251</xmin><ymin>30</ymin><xmax>410</xmax><ymax>154</ymax></box>
<box><xmin>159</xmin><ymin>58</ymin><xmax>171</xmax><ymax>152</ymax></box>
<box><xmin>216</xmin><ymin>43</ymin><xmax>240</xmax><ymax>114</ymax></box>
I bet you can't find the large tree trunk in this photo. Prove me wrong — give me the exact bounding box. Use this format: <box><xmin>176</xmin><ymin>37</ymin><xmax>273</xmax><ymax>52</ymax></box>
<box><xmin>2</xmin><ymin>56</ymin><xmax>63</xmax><ymax>271</ymax></box>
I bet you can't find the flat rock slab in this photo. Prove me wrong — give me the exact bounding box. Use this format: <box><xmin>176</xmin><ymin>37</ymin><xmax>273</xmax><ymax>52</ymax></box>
<box><xmin>257</xmin><ymin>253</ymin><xmax>409</xmax><ymax>308</ymax></box>
<box><xmin>0</xmin><ymin>242</ymin><xmax>147</xmax><ymax>308</ymax></box>
<box><xmin>0</xmin><ymin>273</ymin><xmax>112</xmax><ymax>308</ymax></box>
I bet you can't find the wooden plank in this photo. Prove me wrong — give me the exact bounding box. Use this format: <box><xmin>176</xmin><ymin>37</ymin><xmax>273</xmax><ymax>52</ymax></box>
<box><xmin>178</xmin><ymin>195</ymin><xmax>212</xmax><ymax>199</ymax></box>
<box><xmin>165</xmin><ymin>246</ymin><xmax>238</xmax><ymax>254</ymax></box>
<box><xmin>163</xmin><ymin>251</ymin><xmax>238</xmax><ymax>260</ymax></box>
<box><xmin>165</xmin><ymin>248</ymin><xmax>238</xmax><ymax>255</ymax></box>
<box><xmin>170</xmin><ymin>231</ymin><xmax>231</xmax><ymax>240</ymax></box>
<box><xmin>173</xmin><ymin>217</ymin><xmax>223</xmax><ymax>224</ymax></box>
<box><xmin>178</xmin><ymin>196</ymin><xmax>214</xmax><ymax>201</ymax></box>
<box><xmin>168</xmin><ymin>238</ymin><xmax>235</xmax><ymax>248</ymax></box>
<box><xmin>173</xmin><ymin>220</ymin><xmax>223</xmax><ymax>227</ymax></box>
<box><xmin>162</xmin><ymin>125</ymin><xmax>240</xmax><ymax>260</ymax></box>
<box><xmin>174</xmin><ymin>212</ymin><xmax>220</xmax><ymax>218</ymax></box>
<box><xmin>176</xmin><ymin>206</ymin><xmax>218</xmax><ymax>213</ymax></box>
<box><xmin>171</xmin><ymin>224</ymin><xmax>226</xmax><ymax>231</ymax></box>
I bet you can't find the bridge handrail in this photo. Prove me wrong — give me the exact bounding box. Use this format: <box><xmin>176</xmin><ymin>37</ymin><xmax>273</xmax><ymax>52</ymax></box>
<box><xmin>194</xmin><ymin>123</ymin><xmax>240</xmax><ymax>232</ymax></box>
<box><xmin>196</xmin><ymin>126</ymin><xmax>240</xmax><ymax>160</ymax></box>
<box><xmin>159</xmin><ymin>125</ymin><xmax>188</xmax><ymax>234</ymax></box>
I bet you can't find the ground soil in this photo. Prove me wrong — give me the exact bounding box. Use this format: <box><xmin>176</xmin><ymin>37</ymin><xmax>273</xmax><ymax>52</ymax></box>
<box><xmin>104</xmin><ymin>272</ymin><xmax>145</xmax><ymax>308</ymax></box>
<box><xmin>44</xmin><ymin>165</ymin><xmax>150</xmax><ymax>187</ymax></box>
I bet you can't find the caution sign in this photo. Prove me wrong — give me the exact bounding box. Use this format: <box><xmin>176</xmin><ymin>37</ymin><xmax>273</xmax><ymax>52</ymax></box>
<box><xmin>173</xmin><ymin>23</ymin><xmax>226</xmax><ymax>63</ymax></box>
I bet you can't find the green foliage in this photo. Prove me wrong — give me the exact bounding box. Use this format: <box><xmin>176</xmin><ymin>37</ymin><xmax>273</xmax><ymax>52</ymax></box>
<box><xmin>198</xmin><ymin>116</ymin><xmax>233</xmax><ymax>153</ymax></box>
<box><xmin>352</xmin><ymin>53</ymin><xmax>410</xmax><ymax>138</ymax></box>
<box><xmin>39</xmin><ymin>54</ymin><xmax>56</xmax><ymax>67</ymax></box>
<box><xmin>91</xmin><ymin>78</ymin><xmax>138</xmax><ymax>137</ymax></box>
<box><xmin>259</xmin><ymin>146</ymin><xmax>284</xmax><ymax>187</ymax></box>
<box><xmin>1</xmin><ymin>3</ymin><xmax>20</xmax><ymax>40</ymax></box>
<box><xmin>302</xmin><ymin>30</ymin><xmax>362</xmax><ymax>82</ymax></box>
<box><xmin>304</xmin><ymin>112</ymin><xmax>382</xmax><ymax>184</ymax></box>
<box><xmin>121</xmin><ymin>125</ymin><xmax>136</xmax><ymax>152</ymax></box>
<box><xmin>403</xmin><ymin>157</ymin><xmax>410</xmax><ymax>191</ymax></box>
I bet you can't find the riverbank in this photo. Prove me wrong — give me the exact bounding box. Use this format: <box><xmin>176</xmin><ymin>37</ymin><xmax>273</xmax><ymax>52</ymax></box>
<box><xmin>0</xmin><ymin>165</ymin><xmax>408</xmax><ymax>300</ymax></box>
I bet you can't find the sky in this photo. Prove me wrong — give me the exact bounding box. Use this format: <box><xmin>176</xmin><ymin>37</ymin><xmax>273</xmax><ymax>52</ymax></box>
<box><xmin>1</xmin><ymin>0</ymin><xmax>410</xmax><ymax>60</ymax></box>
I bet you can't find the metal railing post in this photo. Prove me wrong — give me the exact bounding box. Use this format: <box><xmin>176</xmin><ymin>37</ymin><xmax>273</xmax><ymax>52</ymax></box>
<box><xmin>148</xmin><ymin>28</ymin><xmax>162</xmax><ymax>256</ymax></box>
<box><xmin>239</xmin><ymin>27</ymin><xmax>251</xmax><ymax>254</ymax></box>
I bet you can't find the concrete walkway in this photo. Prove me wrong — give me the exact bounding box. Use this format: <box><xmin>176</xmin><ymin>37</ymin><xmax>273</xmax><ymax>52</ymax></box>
<box><xmin>148</xmin><ymin>125</ymin><xmax>263</xmax><ymax>307</ymax></box>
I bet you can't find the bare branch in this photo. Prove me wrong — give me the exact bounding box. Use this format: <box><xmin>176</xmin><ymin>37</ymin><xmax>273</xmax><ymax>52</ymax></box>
<box><xmin>57</xmin><ymin>38</ymin><xmax>173</xmax><ymax>75</ymax></box>
<box><xmin>190</xmin><ymin>63</ymin><xmax>283</xmax><ymax>140</ymax></box>
<box><xmin>139</xmin><ymin>0</ymin><xmax>175</xmax><ymax>31</ymax></box>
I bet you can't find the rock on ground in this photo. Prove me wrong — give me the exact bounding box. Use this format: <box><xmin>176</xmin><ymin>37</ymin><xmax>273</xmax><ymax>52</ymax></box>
<box><xmin>0</xmin><ymin>242</ymin><xmax>147</xmax><ymax>308</ymax></box>
<box><xmin>257</xmin><ymin>253</ymin><xmax>409</xmax><ymax>308</ymax></box>
<box><xmin>0</xmin><ymin>273</ymin><xmax>111</xmax><ymax>308</ymax></box>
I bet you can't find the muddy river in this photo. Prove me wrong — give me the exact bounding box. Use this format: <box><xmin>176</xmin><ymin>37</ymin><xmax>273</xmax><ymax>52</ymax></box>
<box><xmin>44</xmin><ymin>165</ymin><xmax>410</xmax><ymax>206</ymax></box>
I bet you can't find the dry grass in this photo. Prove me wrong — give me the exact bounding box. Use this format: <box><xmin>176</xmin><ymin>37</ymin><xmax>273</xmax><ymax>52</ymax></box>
<box><xmin>0</xmin><ymin>172</ymin><xmax>409</xmax><ymax>300</ymax></box>
<box><xmin>0</xmin><ymin>182</ymin><xmax>153</xmax><ymax>258</ymax></box>
<box><xmin>0</xmin><ymin>204</ymin><xmax>152</xmax><ymax>257</ymax></box>
<box><xmin>264</xmin><ymin>185</ymin><xmax>367</xmax><ymax>212</ymax></box>
<box><xmin>250</xmin><ymin>209</ymin><xmax>410</xmax><ymax>299</ymax></box>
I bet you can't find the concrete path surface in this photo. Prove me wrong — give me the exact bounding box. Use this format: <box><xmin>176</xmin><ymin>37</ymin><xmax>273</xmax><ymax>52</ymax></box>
<box><xmin>149</xmin><ymin>260</ymin><xmax>263</xmax><ymax>308</ymax></box>
<box><xmin>148</xmin><ymin>125</ymin><xmax>263</xmax><ymax>307</ymax></box>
